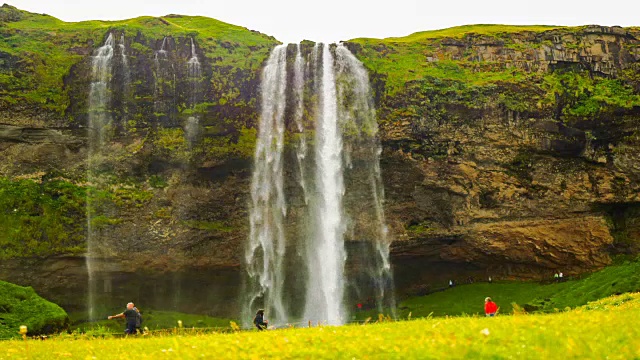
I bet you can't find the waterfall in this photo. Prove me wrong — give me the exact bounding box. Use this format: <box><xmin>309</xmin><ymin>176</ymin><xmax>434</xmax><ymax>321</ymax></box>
<box><xmin>86</xmin><ymin>33</ymin><xmax>115</xmax><ymax>321</ymax></box>
<box><xmin>292</xmin><ymin>44</ymin><xmax>309</xmax><ymax>203</ymax></box>
<box><xmin>154</xmin><ymin>37</ymin><xmax>171</xmax><ymax>122</ymax></box>
<box><xmin>187</xmin><ymin>37</ymin><xmax>202</xmax><ymax>105</ymax></box>
<box><xmin>155</xmin><ymin>36</ymin><xmax>168</xmax><ymax>63</ymax></box>
<box><xmin>88</xmin><ymin>33</ymin><xmax>114</xmax><ymax>146</ymax></box>
<box><xmin>245</xmin><ymin>44</ymin><xmax>289</xmax><ymax>326</ymax></box>
<box><xmin>185</xmin><ymin>116</ymin><xmax>200</xmax><ymax>145</ymax></box>
<box><xmin>119</xmin><ymin>35</ymin><xmax>130</xmax><ymax>89</ymax></box>
<box><xmin>335</xmin><ymin>44</ymin><xmax>396</xmax><ymax>315</ymax></box>
<box><xmin>303</xmin><ymin>43</ymin><xmax>347</xmax><ymax>325</ymax></box>
<box><xmin>245</xmin><ymin>42</ymin><xmax>395</xmax><ymax>327</ymax></box>
<box><xmin>118</xmin><ymin>34</ymin><xmax>130</xmax><ymax>125</ymax></box>
<box><xmin>185</xmin><ymin>38</ymin><xmax>202</xmax><ymax>146</ymax></box>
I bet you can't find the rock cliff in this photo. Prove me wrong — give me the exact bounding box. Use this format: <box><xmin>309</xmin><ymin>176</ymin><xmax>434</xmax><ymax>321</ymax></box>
<box><xmin>1</xmin><ymin>6</ymin><xmax>639</xmax><ymax>308</ymax></box>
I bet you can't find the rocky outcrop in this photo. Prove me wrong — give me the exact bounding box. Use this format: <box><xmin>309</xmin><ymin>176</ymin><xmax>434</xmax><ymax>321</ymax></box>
<box><xmin>0</xmin><ymin>124</ymin><xmax>80</xmax><ymax>144</ymax></box>
<box><xmin>432</xmin><ymin>26</ymin><xmax>640</xmax><ymax>76</ymax></box>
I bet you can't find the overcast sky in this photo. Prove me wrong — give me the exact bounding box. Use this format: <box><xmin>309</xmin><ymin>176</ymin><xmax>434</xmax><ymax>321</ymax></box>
<box><xmin>6</xmin><ymin>0</ymin><xmax>640</xmax><ymax>43</ymax></box>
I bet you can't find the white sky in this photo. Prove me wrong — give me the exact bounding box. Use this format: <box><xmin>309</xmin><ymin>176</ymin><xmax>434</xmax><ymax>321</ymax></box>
<box><xmin>6</xmin><ymin>0</ymin><xmax>640</xmax><ymax>44</ymax></box>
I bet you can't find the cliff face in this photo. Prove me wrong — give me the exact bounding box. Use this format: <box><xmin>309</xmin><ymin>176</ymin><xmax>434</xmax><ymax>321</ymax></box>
<box><xmin>1</xmin><ymin>5</ymin><xmax>640</xmax><ymax>307</ymax></box>
<box><xmin>348</xmin><ymin>25</ymin><xmax>640</xmax><ymax>278</ymax></box>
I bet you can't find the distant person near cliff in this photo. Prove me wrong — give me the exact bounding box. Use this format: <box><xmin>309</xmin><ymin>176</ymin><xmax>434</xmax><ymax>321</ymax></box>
<box><xmin>484</xmin><ymin>297</ymin><xmax>498</xmax><ymax>317</ymax></box>
<box><xmin>108</xmin><ymin>302</ymin><xmax>141</xmax><ymax>334</ymax></box>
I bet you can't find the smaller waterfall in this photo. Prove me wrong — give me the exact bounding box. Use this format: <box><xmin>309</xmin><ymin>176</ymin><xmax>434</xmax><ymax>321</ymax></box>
<box><xmin>185</xmin><ymin>116</ymin><xmax>200</xmax><ymax>145</ymax></box>
<box><xmin>119</xmin><ymin>35</ymin><xmax>130</xmax><ymax>84</ymax></box>
<box><xmin>155</xmin><ymin>36</ymin><xmax>168</xmax><ymax>63</ymax></box>
<box><xmin>86</xmin><ymin>33</ymin><xmax>115</xmax><ymax>321</ymax></box>
<box><xmin>88</xmin><ymin>33</ymin><xmax>115</xmax><ymax>145</ymax></box>
<box><xmin>118</xmin><ymin>34</ymin><xmax>130</xmax><ymax>125</ymax></box>
<box><xmin>154</xmin><ymin>37</ymin><xmax>171</xmax><ymax>122</ymax></box>
<box><xmin>188</xmin><ymin>38</ymin><xmax>201</xmax><ymax>79</ymax></box>
<box><xmin>245</xmin><ymin>45</ymin><xmax>289</xmax><ymax>326</ymax></box>
<box><xmin>187</xmin><ymin>38</ymin><xmax>202</xmax><ymax>106</ymax></box>
<box><xmin>185</xmin><ymin>38</ymin><xmax>202</xmax><ymax>147</ymax></box>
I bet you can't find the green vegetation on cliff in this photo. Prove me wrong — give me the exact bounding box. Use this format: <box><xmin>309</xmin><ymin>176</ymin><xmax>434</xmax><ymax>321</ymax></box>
<box><xmin>0</xmin><ymin>280</ymin><xmax>69</xmax><ymax>339</ymax></box>
<box><xmin>349</xmin><ymin>24</ymin><xmax>640</xmax><ymax>125</ymax></box>
<box><xmin>0</xmin><ymin>175</ymin><xmax>157</xmax><ymax>259</ymax></box>
<box><xmin>0</xmin><ymin>3</ymin><xmax>277</xmax><ymax>118</ymax></box>
<box><xmin>0</xmin><ymin>177</ymin><xmax>87</xmax><ymax>258</ymax></box>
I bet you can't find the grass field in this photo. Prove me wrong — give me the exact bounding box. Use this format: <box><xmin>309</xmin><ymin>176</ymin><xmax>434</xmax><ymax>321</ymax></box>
<box><xmin>1</xmin><ymin>293</ymin><xmax>639</xmax><ymax>359</ymax></box>
<box><xmin>68</xmin><ymin>310</ymin><xmax>236</xmax><ymax>335</ymax></box>
<box><xmin>349</xmin><ymin>258</ymin><xmax>640</xmax><ymax>321</ymax></box>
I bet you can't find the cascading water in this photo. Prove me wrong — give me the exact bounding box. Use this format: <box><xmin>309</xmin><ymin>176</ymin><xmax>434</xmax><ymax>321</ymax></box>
<box><xmin>292</xmin><ymin>44</ymin><xmax>309</xmax><ymax>203</ymax></box>
<box><xmin>335</xmin><ymin>44</ymin><xmax>396</xmax><ymax>315</ymax></box>
<box><xmin>303</xmin><ymin>43</ymin><xmax>347</xmax><ymax>325</ymax></box>
<box><xmin>185</xmin><ymin>38</ymin><xmax>202</xmax><ymax>146</ymax></box>
<box><xmin>187</xmin><ymin>38</ymin><xmax>202</xmax><ymax>104</ymax></box>
<box><xmin>245</xmin><ymin>45</ymin><xmax>289</xmax><ymax>326</ymax></box>
<box><xmin>88</xmin><ymin>33</ymin><xmax>114</xmax><ymax>146</ymax></box>
<box><xmin>245</xmin><ymin>42</ymin><xmax>395</xmax><ymax>326</ymax></box>
<box><xmin>154</xmin><ymin>37</ymin><xmax>173</xmax><ymax>123</ymax></box>
<box><xmin>118</xmin><ymin>34</ymin><xmax>130</xmax><ymax>126</ymax></box>
<box><xmin>119</xmin><ymin>35</ymin><xmax>130</xmax><ymax>90</ymax></box>
<box><xmin>86</xmin><ymin>33</ymin><xmax>115</xmax><ymax>320</ymax></box>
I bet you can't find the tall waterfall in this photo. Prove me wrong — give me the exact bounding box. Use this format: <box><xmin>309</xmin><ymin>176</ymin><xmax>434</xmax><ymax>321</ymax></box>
<box><xmin>246</xmin><ymin>43</ymin><xmax>395</xmax><ymax>326</ymax></box>
<box><xmin>303</xmin><ymin>43</ymin><xmax>347</xmax><ymax>324</ymax></box>
<box><xmin>86</xmin><ymin>33</ymin><xmax>115</xmax><ymax>320</ymax></box>
<box><xmin>293</xmin><ymin>44</ymin><xmax>309</xmax><ymax>203</ymax></box>
<box><xmin>245</xmin><ymin>45</ymin><xmax>289</xmax><ymax>325</ymax></box>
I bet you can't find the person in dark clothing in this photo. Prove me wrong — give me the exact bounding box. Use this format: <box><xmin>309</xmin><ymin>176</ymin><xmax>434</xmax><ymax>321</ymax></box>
<box><xmin>108</xmin><ymin>302</ymin><xmax>140</xmax><ymax>334</ymax></box>
<box><xmin>253</xmin><ymin>309</ymin><xmax>268</xmax><ymax>331</ymax></box>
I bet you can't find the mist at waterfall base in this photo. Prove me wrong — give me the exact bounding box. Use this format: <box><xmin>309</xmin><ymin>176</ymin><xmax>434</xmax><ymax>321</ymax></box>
<box><xmin>245</xmin><ymin>43</ymin><xmax>396</xmax><ymax>327</ymax></box>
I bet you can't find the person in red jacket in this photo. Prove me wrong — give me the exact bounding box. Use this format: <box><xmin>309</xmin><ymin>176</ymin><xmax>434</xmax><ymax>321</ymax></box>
<box><xmin>484</xmin><ymin>297</ymin><xmax>498</xmax><ymax>317</ymax></box>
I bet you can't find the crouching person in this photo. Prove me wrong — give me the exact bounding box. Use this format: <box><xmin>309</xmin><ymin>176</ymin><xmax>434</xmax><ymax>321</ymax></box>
<box><xmin>253</xmin><ymin>309</ymin><xmax>268</xmax><ymax>331</ymax></box>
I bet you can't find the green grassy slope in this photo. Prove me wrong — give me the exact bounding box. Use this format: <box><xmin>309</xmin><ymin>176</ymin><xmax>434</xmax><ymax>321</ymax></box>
<box><xmin>356</xmin><ymin>24</ymin><xmax>565</xmax><ymax>43</ymax></box>
<box><xmin>391</xmin><ymin>259</ymin><xmax>640</xmax><ymax>318</ymax></box>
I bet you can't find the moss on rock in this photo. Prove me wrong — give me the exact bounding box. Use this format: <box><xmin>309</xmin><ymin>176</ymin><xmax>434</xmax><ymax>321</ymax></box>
<box><xmin>0</xmin><ymin>280</ymin><xmax>69</xmax><ymax>339</ymax></box>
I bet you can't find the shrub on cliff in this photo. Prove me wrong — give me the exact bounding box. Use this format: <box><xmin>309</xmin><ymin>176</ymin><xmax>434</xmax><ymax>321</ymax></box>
<box><xmin>0</xmin><ymin>280</ymin><xmax>69</xmax><ymax>339</ymax></box>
